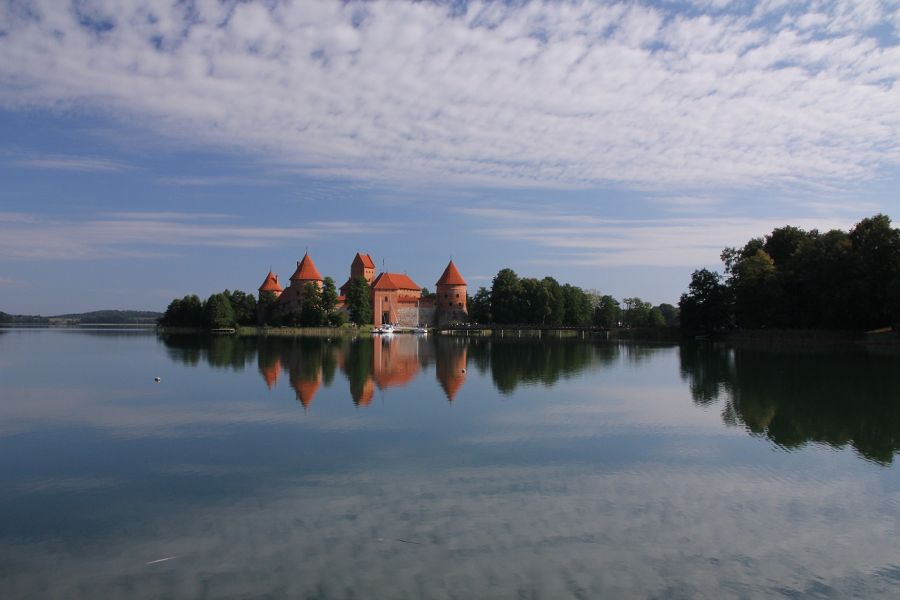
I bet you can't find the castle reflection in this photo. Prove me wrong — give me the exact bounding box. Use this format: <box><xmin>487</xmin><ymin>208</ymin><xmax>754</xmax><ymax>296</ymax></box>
<box><xmin>253</xmin><ymin>335</ymin><xmax>469</xmax><ymax>408</ymax></box>
<box><xmin>160</xmin><ymin>333</ymin><xmax>624</xmax><ymax>409</ymax></box>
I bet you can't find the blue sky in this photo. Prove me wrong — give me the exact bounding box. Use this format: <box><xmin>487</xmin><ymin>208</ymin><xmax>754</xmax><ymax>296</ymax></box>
<box><xmin>1</xmin><ymin>0</ymin><xmax>900</xmax><ymax>314</ymax></box>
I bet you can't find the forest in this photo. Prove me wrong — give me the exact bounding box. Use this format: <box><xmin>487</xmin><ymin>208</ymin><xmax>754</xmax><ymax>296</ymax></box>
<box><xmin>469</xmin><ymin>268</ymin><xmax>678</xmax><ymax>329</ymax></box>
<box><xmin>679</xmin><ymin>214</ymin><xmax>900</xmax><ymax>332</ymax></box>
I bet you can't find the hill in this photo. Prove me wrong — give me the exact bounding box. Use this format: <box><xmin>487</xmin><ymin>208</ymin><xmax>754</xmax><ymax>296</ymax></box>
<box><xmin>1</xmin><ymin>310</ymin><xmax>162</xmax><ymax>325</ymax></box>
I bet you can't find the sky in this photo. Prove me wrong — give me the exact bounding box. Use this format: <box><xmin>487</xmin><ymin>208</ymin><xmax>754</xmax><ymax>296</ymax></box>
<box><xmin>1</xmin><ymin>0</ymin><xmax>899</xmax><ymax>314</ymax></box>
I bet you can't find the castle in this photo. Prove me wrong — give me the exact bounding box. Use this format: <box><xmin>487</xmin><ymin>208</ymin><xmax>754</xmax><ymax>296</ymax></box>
<box><xmin>258</xmin><ymin>252</ymin><xmax>468</xmax><ymax>327</ymax></box>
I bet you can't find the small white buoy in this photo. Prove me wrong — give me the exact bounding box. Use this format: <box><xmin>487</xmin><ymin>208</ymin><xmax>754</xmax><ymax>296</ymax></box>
<box><xmin>154</xmin><ymin>377</ymin><xmax>161</xmax><ymax>383</ymax></box>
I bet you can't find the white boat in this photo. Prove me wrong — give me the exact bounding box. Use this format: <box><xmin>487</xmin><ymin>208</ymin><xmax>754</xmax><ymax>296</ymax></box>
<box><xmin>374</xmin><ymin>323</ymin><xmax>394</xmax><ymax>334</ymax></box>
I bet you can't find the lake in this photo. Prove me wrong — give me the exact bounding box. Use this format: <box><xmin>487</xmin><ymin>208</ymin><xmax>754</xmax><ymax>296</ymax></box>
<box><xmin>2</xmin><ymin>329</ymin><xmax>900</xmax><ymax>598</ymax></box>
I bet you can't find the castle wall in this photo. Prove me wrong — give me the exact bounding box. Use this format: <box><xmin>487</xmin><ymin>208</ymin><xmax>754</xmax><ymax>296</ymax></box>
<box><xmin>396</xmin><ymin>305</ymin><xmax>435</xmax><ymax>327</ymax></box>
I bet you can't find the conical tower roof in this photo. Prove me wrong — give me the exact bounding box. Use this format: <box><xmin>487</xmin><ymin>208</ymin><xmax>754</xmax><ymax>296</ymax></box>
<box><xmin>292</xmin><ymin>377</ymin><xmax>321</xmax><ymax>408</ymax></box>
<box><xmin>436</xmin><ymin>260</ymin><xmax>466</xmax><ymax>286</ymax></box>
<box><xmin>259</xmin><ymin>270</ymin><xmax>283</xmax><ymax>293</ymax></box>
<box><xmin>290</xmin><ymin>252</ymin><xmax>323</xmax><ymax>281</ymax></box>
<box><xmin>259</xmin><ymin>359</ymin><xmax>282</xmax><ymax>390</ymax></box>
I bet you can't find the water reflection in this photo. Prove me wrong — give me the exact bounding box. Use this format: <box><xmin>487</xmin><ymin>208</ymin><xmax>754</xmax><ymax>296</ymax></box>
<box><xmin>6</xmin><ymin>330</ymin><xmax>900</xmax><ymax>598</ymax></box>
<box><xmin>680</xmin><ymin>343</ymin><xmax>900</xmax><ymax>464</ymax></box>
<box><xmin>158</xmin><ymin>334</ymin><xmax>648</xmax><ymax>406</ymax></box>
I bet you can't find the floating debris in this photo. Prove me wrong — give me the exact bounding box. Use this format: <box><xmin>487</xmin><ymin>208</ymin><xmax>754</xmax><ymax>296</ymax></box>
<box><xmin>154</xmin><ymin>377</ymin><xmax>161</xmax><ymax>383</ymax></box>
<box><xmin>146</xmin><ymin>556</ymin><xmax>176</xmax><ymax>565</ymax></box>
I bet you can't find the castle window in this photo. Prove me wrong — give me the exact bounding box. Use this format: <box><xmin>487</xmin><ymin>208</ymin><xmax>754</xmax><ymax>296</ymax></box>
<box><xmin>455</xmin><ymin>293</ymin><xmax>459</xmax><ymax>298</ymax></box>
<box><xmin>458</xmin><ymin>302</ymin><xmax>462</xmax><ymax>308</ymax></box>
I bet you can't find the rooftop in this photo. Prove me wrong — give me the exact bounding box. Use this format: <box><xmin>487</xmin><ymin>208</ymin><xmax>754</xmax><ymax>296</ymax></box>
<box><xmin>290</xmin><ymin>252</ymin><xmax>323</xmax><ymax>281</ymax></box>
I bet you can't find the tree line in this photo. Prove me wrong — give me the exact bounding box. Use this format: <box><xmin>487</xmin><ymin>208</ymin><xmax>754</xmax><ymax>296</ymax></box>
<box><xmin>160</xmin><ymin>289</ymin><xmax>259</xmax><ymax>329</ymax></box>
<box><xmin>679</xmin><ymin>214</ymin><xmax>900</xmax><ymax>332</ymax></box>
<box><xmin>160</xmin><ymin>277</ymin><xmax>361</xmax><ymax>329</ymax></box>
<box><xmin>468</xmin><ymin>268</ymin><xmax>678</xmax><ymax>329</ymax></box>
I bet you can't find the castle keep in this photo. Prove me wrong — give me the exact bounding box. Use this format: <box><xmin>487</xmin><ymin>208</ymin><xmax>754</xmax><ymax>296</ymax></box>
<box><xmin>258</xmin><ymin>252</ymin><xmax>467</xmax><ymax>327</ymax></box>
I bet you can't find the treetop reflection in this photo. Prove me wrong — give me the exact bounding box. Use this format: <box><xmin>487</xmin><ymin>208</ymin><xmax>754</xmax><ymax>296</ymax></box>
<box><xmin>680</xmin><ymin>343</ymin><xmax>900</xmax><ymax>464</ymax></box>
<box><xmin>158</xmin><ymin>333</ymin><xmax>900</xmax><ymax>464</ymax></box>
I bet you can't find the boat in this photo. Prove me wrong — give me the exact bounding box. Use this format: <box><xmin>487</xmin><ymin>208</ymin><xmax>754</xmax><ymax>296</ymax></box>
<box><xmin>374</xmin><ymin>323</ymin><xmax>394</xmax><ymax>334</ymax></box>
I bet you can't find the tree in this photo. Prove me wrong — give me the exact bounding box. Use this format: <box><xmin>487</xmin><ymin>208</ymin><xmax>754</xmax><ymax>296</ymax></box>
<box><xmin>621</xmin><ymin>297</ymin><xmax>662</xmax><ymax>328</ymax></box>
<box><xmin>258</xmin><ymin>290</ymin><xmax>278</xmax><ymax>325</ymax></box>
<box><xmin>679</xmin><ymin>269</ymin><xmax>732</xmax><ymax>332</ymax></box>
<box><xmin>204</xmin><ymin>293</ymin><xmax>236</xmax><ymax>329</ymax></box>
<box><xmin>491</xmin><ymin>268</ymin><xmax>523</xmax><ymax>324</ymax></box>
<box><xmin>730</xmin><ymin>249</ymin><xmax>779</xmax><ymax>328</ymax></box>
<box><xmin>848</xmin><ymin>214</ymin><xmax>900</xmax><ymax>329</ymax></box>
<box><xmin>542</xmin><ymin>277</ymin><xmax>566</xmax><ymax>326</ymax></box>
<box><xmin>521</xmin><ymin>277</ymin><xmax>551</xmax><ymax>324</ymax></box>
<box><xmin>299</xmin><ymin>282</ymin><xmax>326</xmax><ymax>326</ymax></box>
<box><xmin>469</xmin><ymin>287</ymin><xmax>492</xmax><ymax>323</ymax></box>
<box><xmin>346</xmin><ymin>276</ymin><xmax>372</xmax><ymax>325</ymax></box>
<box><xmin>764</xmin><ymin>226</ymin><xmax>808</xmax><ymax>267</ymax></box>
<box><xmin>321</xmin><ymin>277</ymin><xmax>338</xmax><ymax>314</ymax></box>
<box><xmin>657</xmin><ymin>303</ymin><xmax>679</xmax><ymax>328</ymax></box>
<box><xmin>593</xmin><ymin>295</ymin><xmax>620</xmax><ymax>328</ymax></box>
<box><xmin>227</xmin><ymin>290</ymin><xmax>257</xmax><ymax>326</ymax></box>
<box><xmin>561</xmin><ymin>284</ymin><xmax>592</xmax><ymax>326</ymax></box>
<box><xmin>161</xmin><ymin>294</ymin><xmax>204</xmax><ymax>326</ymax></box>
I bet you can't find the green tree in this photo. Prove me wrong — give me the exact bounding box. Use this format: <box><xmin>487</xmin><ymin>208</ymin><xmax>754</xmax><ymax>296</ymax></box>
<box><xmin>730</xmin><ymin>249</ymin><xmax>779</xmax><ymax>328</ymax></box>
<box><xmin>679</xmin><ymin>269</ymin><xmax>732</xmax><ymax>332</ymax></box>
<box><xmin>657</xmin><ymin>303</ymin><xmax>679</xmax><ymax>328</ymax></box>
<box><xmin>258</xmin><ymin>290</ymin><xmax>278</xmax><ymax>325</ymax></box>
<box><xmin>622</xmin><ymin>297</ymin><xmax>654</xmax><ymax>328</ymax></box>
<box><xmin>491</xmin><ymin>268</ymin><xmax>523</xmax><ymax>324</ymax></box>
<box><xmin>848</xmin><ymin>214</ymin><xmax>900</xmax><ymax>329</ymax></box>
<box><xmin>299</xmin><ymin>282</ymin><xmax>326</xmax><ymax>326</ymax></box>
<box><xmin>593</xmin><ymin>295</ymin><xmax>620</xmax><ymax>328</ymax></box>
<box><xmin>764</xmin><ymin>226</ymin><xmax>808</xmax><ymax>267</ymax></box>
<box><xmin>521</xmin><ymin>277</ymin><xmax>551</xmax><ymax>324</ymax></box>
<box><xmin>542</xmin><ymin>277</ymin><xmax>566</xmax><ymax>326</ymax></box>
<box><xmin>161</xmin><ymin>294</ymin><xmax>204</xmax><ymax>326</ymax></box>
<box><xmin>346</xmin><ymin>276</ymin><xmax>372</xmax><ymax>325</ymax></box>
<box><xmin>204</xmin><ymin>293</ymin><xmax>236</xmax><ymax>329</ymax></box>
<box><xmin>227</xmin><ymin>290</ymin><xmax>257</xmax><ymax>326</ymax></box>
<box><xmin>561</xmin><ymin>284</ymin><xmax>592</xmax><ymax>326</ymax></box>
<box><xmin>321</xmin><ymin>277</ymin><xmax>338</xmax><ymax>314</ymax></box>
<box><xmin>469</xmin><ymin>286</ymin><xmax>492</xmax><ymax>323</ymax></box>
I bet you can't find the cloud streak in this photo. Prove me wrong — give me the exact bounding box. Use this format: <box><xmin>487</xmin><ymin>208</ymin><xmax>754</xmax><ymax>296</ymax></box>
<box><xmin>0</xmin><ymin>212</ymin><xmax>393</xmax><ymax>260</ymax></box>
<box><xmin>11</xmin><ymin>154</ymin><xmax>131</xmax><ymax>172</ymax></box>
<box><xmin>0</xmin><ymin>1</ymin><xmax>899</xmax><ymax>191</ymax></box>
<box><xmin>457</xmin><ymin>206</ymin><xmax>855</xmax><ymax>267</ymax></box>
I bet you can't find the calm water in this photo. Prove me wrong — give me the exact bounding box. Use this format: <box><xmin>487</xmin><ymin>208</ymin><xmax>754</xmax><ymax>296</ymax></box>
<box><xmin>2</xmin><ymin>329</ymin><xmax>900</xmax><ymax>598</ymax></box>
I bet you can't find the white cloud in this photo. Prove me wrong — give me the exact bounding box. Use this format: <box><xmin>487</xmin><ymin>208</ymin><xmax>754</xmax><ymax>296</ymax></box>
<box><xmin>0</xmin><ymin>212</ymin><xmax>395</xmax><ymax>260</ymax></box>
<box><xmin>11</xmin><ymin>154</ymin><xmax>131</xmax><ymax>172</ymax></box>
<box><xmin>457</xmin><ymin>206</ymin><xmax>857</xmax><ymax>267</ymax></box>
<box><xmin>0</xmin><ymin>1</ymin><xmax>899</xmax><ymax>191</ymax></box>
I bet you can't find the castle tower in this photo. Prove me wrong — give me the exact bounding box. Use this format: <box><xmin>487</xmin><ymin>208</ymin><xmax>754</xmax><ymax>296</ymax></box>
<box><xmin>435</xmin><ymin>260</ymin><xmax>467</xmax><ymax>325</ymax></box>
<box><xmin>289</xmin><ymin>252</ymin><xmax>324</xmax><ymax>289</ymax></box>
<box><xmin>258</xmin><ymin>270</ymin><xmax>283</xmax><ymax>300</ymax></box>
<box><xmin>340</xmin><ymin>252</ymin><xmax>377</xmax><ymax>296</ymax></box>
<box><xmin>278</xmin><ymin>252</ymin><xmax>324</xmax><ymax>313</ymax></box>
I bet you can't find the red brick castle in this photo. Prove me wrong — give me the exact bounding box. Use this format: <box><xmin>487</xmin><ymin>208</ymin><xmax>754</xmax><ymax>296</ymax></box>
<box><xmin>258</xmin><ymin>252</ymin><xmax>467</xmax><ymax>327</ymax></box>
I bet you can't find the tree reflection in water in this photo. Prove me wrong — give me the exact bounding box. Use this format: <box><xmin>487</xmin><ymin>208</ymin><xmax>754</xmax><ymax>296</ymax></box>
<box><xmin>680</xmin><ymin>342</ymin><xmax>900</xmax><ymax>464</ymax></box>
<box><xmin>158</xmin><ymin>333</ymin><xmax>642</xmax><ymax>405</ymax></box>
